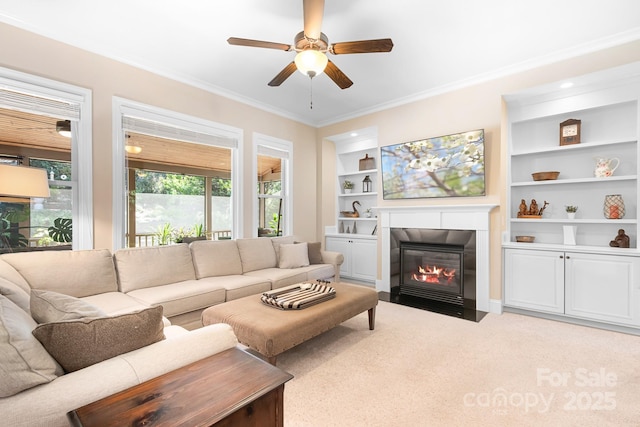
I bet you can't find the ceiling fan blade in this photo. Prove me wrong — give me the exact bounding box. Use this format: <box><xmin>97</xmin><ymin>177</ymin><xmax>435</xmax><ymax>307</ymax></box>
<box><xmin>227</xmin><ymin>37</ymin><xmax>291</xmax><ymax>51</ymax></box>
<box><xmin>268</xmin><ymin>62</ymin><xmax>298</xmax><ymax>87</ymax></box>
<box><xmin>303</xmin><ymin>0</ymin><xmax>324</xmax><ymax>40</ymax></box>
<box><xmin>324</xmin><ymin>60</ymin><xmax>353</xmax><ymax>89</ymax></box>
<box><xmin>331</xmin><ymin>38</ymin><xmax>394</xmax><ymax>55</ymax></box>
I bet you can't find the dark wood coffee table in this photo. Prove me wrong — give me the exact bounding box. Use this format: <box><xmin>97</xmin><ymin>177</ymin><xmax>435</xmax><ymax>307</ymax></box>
<box><xmin>68</xmin><ymin>348</ymin><xmax>293</xmax><ymax>427</ymax></box>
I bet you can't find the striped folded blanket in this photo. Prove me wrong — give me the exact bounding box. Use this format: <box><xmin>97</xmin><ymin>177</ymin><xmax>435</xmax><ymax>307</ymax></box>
<box><xmin>261</xmin><ymin>282</ymin><xmax>336</xmax><ymax>310</ymax></box>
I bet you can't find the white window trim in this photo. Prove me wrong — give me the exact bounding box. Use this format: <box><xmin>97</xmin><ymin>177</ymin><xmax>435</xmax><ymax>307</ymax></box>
<box><xmin>253</xmin><ymin>133</ymin><xmax>293</xmax><ymax>237</ymax></box>
<box><xmin>112</xmin><ymin>97</ymin><xmax>243</xmax><ymax>250</ymax></box>
<box><xmin>0</xmin><ymin>66</ymin><xmax>93</xmax><ymax>250</ymax></box>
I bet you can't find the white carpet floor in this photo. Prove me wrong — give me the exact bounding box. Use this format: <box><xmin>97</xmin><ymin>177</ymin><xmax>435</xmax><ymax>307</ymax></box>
<box><xmin>276</xmin><ymin>300</ymin><xmax>640</xmax><ymax>427</ymax></box>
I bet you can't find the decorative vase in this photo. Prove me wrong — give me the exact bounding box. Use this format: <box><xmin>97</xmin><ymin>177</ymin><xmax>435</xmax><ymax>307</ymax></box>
<box><xmin>563</xmin><ymin>226</ymin><xmax>577</xmax><ymax>245</ymax></box>
<box><xmin>344</xmin><ymin>189</ymin><xmax>352</xmax><ymax>194</ymax></box>
<box><xmin>567</xmin><ymin>212</ymin><xmax>576</xmax><ymax>220</ymax></box>
<box><xmin>603</xmin><ymin>194</ymin><xmax>625</xmax><ymax>219</ymax></box>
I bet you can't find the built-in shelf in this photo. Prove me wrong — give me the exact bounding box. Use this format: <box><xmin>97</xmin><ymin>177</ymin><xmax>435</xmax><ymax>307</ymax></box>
<box><xmin>512</xmin><ymin>137</ymin><xmax>637</xmax><ymax>156</ymax></box>
<box><xmin>338</xmin><ymin>192</ymin><xmax>378</xmax><ymax>197</ymax></box>
<box><xmin>338</xmin><ymin>168</ymin><xmax>377</xmax><ymax>177</ymax></box>
<box><xmin>511</xmin><ymin>175</ymin><xmax>637</xmax><ymax>187</ymax></box>
<box><xmin>328</xmin><ymin>130</ymin><xmax>379</xmax><ymax>282</ymax></box>
<box><xmin>503</xmin><ymin>64</ymin><xmax>640</xmax><ymax>333</ymax></box>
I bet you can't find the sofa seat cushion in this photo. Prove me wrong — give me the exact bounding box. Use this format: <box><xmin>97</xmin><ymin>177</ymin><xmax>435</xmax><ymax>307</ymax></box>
<box><xmin>243</xmin><ymin>268</ymin><xmax>307</xmax><ymax>289</ymax></box>
<box><xmin>81</xmin><ymin>291</ymin><xmax>152</xmax><ymax>316</ymax></box>
<box><xmin>114</xmin><ymin>244</ymin><xmax>196</xmax><ymax>293</ymax></box>
<box><xmin>189</xmin><ymin>240</ymin><xmax>243</xmax><ymax>278</ymax></box>
<box><xmin>236</xmin><ymin>238</ymin><xmax>277</xmax><ymax>273</ymax></box>
<box><xmin>125</xmin><ymin>279</ymin><xmax>226</xmax><ymax>317</ymax></box>
<box><xmin>198</xmin><ymin>275</ymin><xmax>272</xmax><ymax>301</ymax></box>
<box><xmin>2</xmin><ymin>249</ymin><xmax>118</xmax><ymax>297</ymax></box>
<box><xmin>297</xmin><ymin>264</ymin><xmax>336</xmax><ymax>281</ymax></box>
<box><xmin>0</xmin><ymin>296</ymin><xmax>63</xmax><ymax>397</ymax></box>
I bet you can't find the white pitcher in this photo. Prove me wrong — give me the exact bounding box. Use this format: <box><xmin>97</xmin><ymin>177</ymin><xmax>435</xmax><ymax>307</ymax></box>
<box><xmin>594</xmin><ymin>157</ymin><xmax>619</xmax><ymax>178</ymax></box>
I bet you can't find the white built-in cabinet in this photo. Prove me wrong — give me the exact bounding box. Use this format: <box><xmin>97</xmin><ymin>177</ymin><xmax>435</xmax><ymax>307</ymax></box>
<box><xmin>325</xmin><ymin>134</ymin><xmax>378</xmax><ymax>284</ymax></box>
<box><xmin>503</xmin><ymin>63</ymin><xmax>640</xmax><ymax>331</ymax></box>
<box><xmin>504</xmin><ymin>248</ymin><xmax>640</xmax><ymax>327</ymax></box>
<box><xmin>325</xmin><ymin>236</ymin><xmax>377</xmax><ymax>282</ymax></box>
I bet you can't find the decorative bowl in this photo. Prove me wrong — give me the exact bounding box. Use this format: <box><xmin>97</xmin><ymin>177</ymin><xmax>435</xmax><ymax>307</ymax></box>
<box><xmin>516</xmin><ymin>236</ymin><xmax>535</xmax><ymax>243</ymax></box>
<box><xmin>532</xmin><ymin>171</ymin><xmax>559</xmax><ymax>181</ymax></box>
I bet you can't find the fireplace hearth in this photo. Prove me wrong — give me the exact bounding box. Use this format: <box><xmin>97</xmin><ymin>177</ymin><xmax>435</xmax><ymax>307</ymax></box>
<box><xmin>380</xmin><ymin>227</ymin><xmax>487</xmax><ymax>322</ymax></box>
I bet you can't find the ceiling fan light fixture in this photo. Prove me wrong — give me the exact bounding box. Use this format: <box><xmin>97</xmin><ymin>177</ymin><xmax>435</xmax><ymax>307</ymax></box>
<box><xmin>295</xmin><ymin>50</ymin><xmax>328</xmax><ymax>78</ymax></box>
<box><xmin>56</xmin><ymin>120</ymin><xmax>71</xmax><ymax>138</ymax></box>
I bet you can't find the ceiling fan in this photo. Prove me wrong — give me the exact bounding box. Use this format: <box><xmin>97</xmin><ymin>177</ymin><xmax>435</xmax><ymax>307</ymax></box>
<box><xmin>227</xmin><ymin>0</ymin><xmax>393</xmax><ymax>89</ymax></box>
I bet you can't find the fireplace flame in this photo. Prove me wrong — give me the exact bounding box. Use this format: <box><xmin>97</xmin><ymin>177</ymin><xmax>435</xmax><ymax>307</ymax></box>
<box><xmin>412</xmin><ymin>265</ymin><xmax>456</xmax><ymax>284</ymax></box>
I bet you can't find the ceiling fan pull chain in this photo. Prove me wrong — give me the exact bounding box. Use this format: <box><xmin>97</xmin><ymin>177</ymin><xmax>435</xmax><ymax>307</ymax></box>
<box><xmin>309</xmin><ymin>77</ymin><xmax>313</xmax><ymax>109</ymax></box>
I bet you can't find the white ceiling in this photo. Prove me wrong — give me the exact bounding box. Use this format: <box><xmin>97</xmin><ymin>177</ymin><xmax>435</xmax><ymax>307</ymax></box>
<box><xmin>2</xmin><ymin>0</ymin><xmax>640</xmax><ymax>127</ymax></box>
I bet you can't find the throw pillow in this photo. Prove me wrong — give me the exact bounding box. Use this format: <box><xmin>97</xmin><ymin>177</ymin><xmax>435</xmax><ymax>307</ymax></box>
<box><xmin>32</xmin><ymin>305</ymin><xmax>165</xmax><ymax>373</ymax></box>
<box><xmin>296</xmin><ymin>241</ymin><xmax>323</xmax><ymax>264</ymax></box>
<box><xmin>30</xmin><ymin>289</ymin><xmax>107</xmax><ymax>324</ymax></box>
<box><xmin>0</xmin><ymin>295</ymin><xmax>63</xmax><ymax>397</ymax></box>
<box><xmin>0</xmin><ymin>277</ymin><xmax>31</xmax><ymax>313</ymax></box>
<box><xmin>279</xmin><ymin>242</ymin><xmax>310</xmax><ymax>269</ymax></box>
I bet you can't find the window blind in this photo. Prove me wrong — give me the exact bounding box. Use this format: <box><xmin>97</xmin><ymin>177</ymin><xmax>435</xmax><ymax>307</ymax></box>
<box><xmin>257</xmin><ymin>145</ymin><xmax>290</xmax><ymax>159</ymax></box>
<box><xmin>0</xmin><ymin>88</ymin><xmax>80</xmax><ymax>120</ymax></box>
<box><xmin>122</xmin><ymin>116</ymin><xmax>237</xmax><ymax>149</ymax></box>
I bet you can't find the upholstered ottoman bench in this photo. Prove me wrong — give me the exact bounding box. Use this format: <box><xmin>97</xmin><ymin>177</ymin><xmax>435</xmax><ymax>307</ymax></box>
<box><xmin>201</xmin><ymin>282</ymin><xmax>378</xmax><ymax>364</ymax></box>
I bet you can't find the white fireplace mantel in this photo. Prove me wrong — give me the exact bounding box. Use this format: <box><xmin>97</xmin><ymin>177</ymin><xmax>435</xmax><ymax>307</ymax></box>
<box><xmin>376</xmin><ymin>204</ymin><xmax>497</xmax><ymax>313</ymax></box>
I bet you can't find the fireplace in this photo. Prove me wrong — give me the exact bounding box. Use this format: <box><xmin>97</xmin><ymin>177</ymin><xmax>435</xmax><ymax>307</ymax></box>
<box><xmin>385</xmin><ymin>227</ymin><xmax>480</xmax><ymax>320</ymax></box>
<box><xmin>399</xmin><ymin>242</ymin><xmax>465</xmax><ymax>305</ymax></box>
<box><xmin>377</xmin><ymin>205</ymin><xmax>497</xmax><ymax>320</ymax></box>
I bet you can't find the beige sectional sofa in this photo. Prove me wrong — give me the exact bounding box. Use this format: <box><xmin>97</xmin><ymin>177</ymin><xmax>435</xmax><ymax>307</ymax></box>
<box><xmin>114</xmin><ymin>235</ymin><xmax>342</xmax><ymax>329</ymax></box>
<box><xmin>0</xmin><ymin>236</ymin><xmax>342</xmax><ymax>426</ymax></box>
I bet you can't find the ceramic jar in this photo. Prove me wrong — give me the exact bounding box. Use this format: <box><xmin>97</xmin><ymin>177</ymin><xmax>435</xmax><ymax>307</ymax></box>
<box><xmin>603</xmin><ymin>194</ymin><xmax>625</xmax><ymax>219</ymax></box>
<box><xmin>594</xmin><ymin>157</ymin><xmax>620</xmax><ymax>178</ymax></box>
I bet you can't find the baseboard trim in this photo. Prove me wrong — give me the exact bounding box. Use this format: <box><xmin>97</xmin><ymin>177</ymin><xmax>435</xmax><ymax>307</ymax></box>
<box><xmin>503</xmin><ymin>306</ymin><xmax>640</xmax><ymax>336</ymax></box>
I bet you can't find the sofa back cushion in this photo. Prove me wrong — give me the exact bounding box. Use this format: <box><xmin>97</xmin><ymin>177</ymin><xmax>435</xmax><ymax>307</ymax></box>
<box><xmin>0</xmin><ymin>258</ymin><xmax>31</xmax><ymax>294</ymax></box>
<box><xmin>0</xmin><ymin>277</ymin><xmax>31</xmax><ymax>314</ymax></box>
<box><xmin>114</xmin><ymin>244</ymin><xmax>196</xmax><ymax>293</ymax></box>
<box><xmin>278</xmin><ymin>243</ymin><xmax>310</xmax><ymax>268</ymax></box>
<box><xmin>189</xmin><ymin>240</ymin><xmax>243</xmax><ymax>278</ymax></box>
<box><xmin>0</xmin><ymin>295</ymin><xmax>63</xmax><ymax>397</ymax></box>
<box><xmin>270</xmin><ymin>235</ymin><xmax>295</xmax><ymax>264</ymax></box>
<box><xmin>30</xmin><ymin>289</ymin><xmax>107</xmax><ymax>324</ymax></box>
<box><xmin>236</xmin><ymin>238</ymin><xmax>277</xmax><ymax>273</ymax></box>
<box><xmin>1</xmin><ymin>249</ymin><xmax>118</xmax><ymax>297</ymax></box>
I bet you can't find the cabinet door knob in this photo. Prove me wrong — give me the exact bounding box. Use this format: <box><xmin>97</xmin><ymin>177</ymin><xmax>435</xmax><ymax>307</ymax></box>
<box><xmin>566</xmin><ymin>256</ymin><xmax>570</xmax><ymax>259</ymax></box>
<box><xmin>559</xmin><ymin>255</ymin><xmax>564</xmax><ymax>259</ymax></box>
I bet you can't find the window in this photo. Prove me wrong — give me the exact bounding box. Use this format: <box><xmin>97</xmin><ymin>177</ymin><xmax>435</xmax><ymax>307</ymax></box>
<box><xmin>254</xmin><ymin>134</ymin><xmax>292</xmax><ymax>237</ymax></box>
<box><xmin>0</xmin><ymin>66</ymin><xmax>92</xmax><ymax>250</ymax></box>
<box><xmin>113</xmin><ymin>98</ymin><xmax>242</xmax><ymax>249</ymax></box>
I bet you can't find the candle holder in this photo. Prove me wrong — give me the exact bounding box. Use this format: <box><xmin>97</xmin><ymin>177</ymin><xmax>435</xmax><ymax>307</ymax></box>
<box><xmin>603</xmin><ymin>194</ymin><xmax>625</xmax><ymax>219</ymax></box>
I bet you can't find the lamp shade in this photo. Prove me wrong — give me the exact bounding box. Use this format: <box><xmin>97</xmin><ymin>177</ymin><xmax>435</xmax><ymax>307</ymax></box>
<box><xmin>0</xmin><ymin>164</ymin><xmax>50</xmax><ymax>198</ymax></box>
<box><xmin>294</xmin><ymin>50</ymin><xmax>328</xmax><ymax>78</ymax></box>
